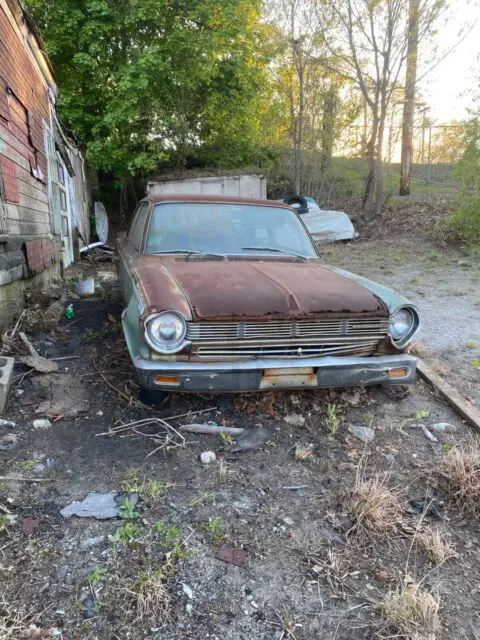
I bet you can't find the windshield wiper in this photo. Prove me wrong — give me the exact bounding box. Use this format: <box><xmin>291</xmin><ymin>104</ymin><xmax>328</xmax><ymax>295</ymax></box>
<box><xmin>241</xmin><ymin>246</ymin><xmax>308</xmax><ymax>260</ymax></box>
<box><xmin>151</xmin><ymin>249</ymin><xmax>227</xmax><ymax>260</ymax></box>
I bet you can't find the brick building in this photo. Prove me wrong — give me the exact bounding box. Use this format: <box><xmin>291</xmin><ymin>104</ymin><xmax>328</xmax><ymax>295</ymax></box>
<box><xmin>0</xmin><ymin>0</ymin><xmax>90</xmax><ymax>328</ymax></box>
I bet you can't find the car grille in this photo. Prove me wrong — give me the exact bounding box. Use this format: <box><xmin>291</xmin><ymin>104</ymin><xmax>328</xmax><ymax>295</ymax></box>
<box><xmin>187</xmin><ymin>317</ymin><xmax>389</xmax><ymax>360</ymax></box>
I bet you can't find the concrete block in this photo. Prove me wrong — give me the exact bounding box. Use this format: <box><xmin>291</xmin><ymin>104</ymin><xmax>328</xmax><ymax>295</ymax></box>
<box><xmin>0</xmin><ymin>356</ymin><xmax>14</xmax><ymax>414</ymax></box>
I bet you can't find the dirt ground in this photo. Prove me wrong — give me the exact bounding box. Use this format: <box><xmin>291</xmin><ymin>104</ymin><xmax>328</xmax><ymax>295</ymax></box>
<box><xmin>1</xmin><ymin>228</ymin><xmax>480</xmax><ymax>640</ymax></box>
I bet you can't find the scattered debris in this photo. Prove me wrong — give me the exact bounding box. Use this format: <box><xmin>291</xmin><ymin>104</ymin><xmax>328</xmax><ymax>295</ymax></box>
<box><xmin>282</xmin><ymin>485</ymin><xmax>308</xmax><ymax>491</ymax></box>
<box><xmin>181</xmin><ymin>583</ymin><xmax>193</xmax><ymax>600</ymax></box>
<box><xmin>217</xmin><ymin>545</ymin><xmax>246</xmax><ymax>566</ymax></box>
<box><xmin>0</xmin><ymin>356</ymin><xmax>14</xmax><ymax>414</ymax></box>
<box><xmin>18</xmin><ymin>332</ymin><xmax>58</xmax><ymax>373</ymax></box>
<box><xmin>97</xmin><ymin>417</ymin><xmax>186</xmax><ymax>458</ymax></box>
<box><xmin>33</xmin><ymin>419</ymin><xmax>52</xmax><ymax>430</ymax></box>
<box><xmin>432</xmin><ymin>422</ymin><xmax>457</xmax><ymax>433</ymax></box>
<box><xmin>200</xmin><ymin>451</ymin><xmax>216</xmax><ymax>464</ymax></box>
<box><xmin>231</xmin><ymin>427</ymin><xmax>272</xmax><ymax>452</ymax></box>
<box><xmin>0</xmin><ymin>419</ymin><xmax>15</xmax><ymax>427</ymax></box>
<box><xmin>79</xmin><ymin>535</ymin><xmax>106</xmax><ymax>551</ymax></box>
<box><xmin>60</xmin><ymin>492</ymin><xmax>138</xmax><ymax>519</ymax></box>
<box><xmin>75</xmin><ymin>278</ymin><xmax>95</xmax><ymax>298</ymax></box>
<box><xmin>180</xmin><ymin>424</ymin><xmax>244</xmax><ymax>436</ymax></box>
<box><xmin>348</xmin><ymin>424</ymin><xmax>375</xmax><ymax>443</ymax></box>
<box><xmin>96</xmin><ymin>407</ymin><xmax>217</xmax><ymax>437</ymax></box>
<box><xmin>408</xmin><ymin>497</ymin><xmax>444</xmax><ymax>520</ymax></box>
<box><xmin>0</xmin><ymin>475</ymin><xmax>53</xmax><ymax>483</ymax></box>
<box><xmin>82</xmin><ymin>596</ymin><xmax>96</xmax><ymax>619</ymax></box>
<box><xmin>283</xmin><ymin>414</ymin><xmax>306</xmax><ymax>427</ymax></box>
<box><xmin>22</xmin><ymin>517</ymin><xmax>40</xmax><ymax>535</ymax></box>
<box><xmin>420</xmin><ymin>424</ymin><xmax>439</xmax><ymax>443</ymax></box>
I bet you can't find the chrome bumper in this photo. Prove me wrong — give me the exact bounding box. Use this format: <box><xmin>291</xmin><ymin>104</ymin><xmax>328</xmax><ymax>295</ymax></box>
<box><xmin>133</xmin><ymin>354</ymin><xmax>416</xmax><ymax>393</ymax></box>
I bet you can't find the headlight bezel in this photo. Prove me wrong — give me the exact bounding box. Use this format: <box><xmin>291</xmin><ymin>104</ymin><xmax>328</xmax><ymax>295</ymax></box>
<box><xmin>388</xmin><ymin>305</ymin><xmax>420</xmax><ymax>347</ymax></box>
<box><xmin>143</xmin><ymin>311</ymin><xmax>188</xmax><ymax>354</ymax></box>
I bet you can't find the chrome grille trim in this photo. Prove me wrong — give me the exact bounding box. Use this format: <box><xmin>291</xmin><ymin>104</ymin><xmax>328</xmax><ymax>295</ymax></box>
<box><xmin>195</xmin><ymin>341</ymin><xmax>378</xmax><ymax>360</ymax></box>
<box><xmin>186</xmin><ymin>318</ymin><xmax>389</xmax><ymax>342</ymax></box>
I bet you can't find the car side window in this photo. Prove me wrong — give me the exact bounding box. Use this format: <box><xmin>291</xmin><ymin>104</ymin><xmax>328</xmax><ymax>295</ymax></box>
<box><xmin>131</xmin><ymin>203</ymin><xmax>148</xmax><ymax>252</ymax></box>
<box><xmin>127</xmin><ymin>204</ymin><xmax>142</xmax><ymax>244</ymax></box>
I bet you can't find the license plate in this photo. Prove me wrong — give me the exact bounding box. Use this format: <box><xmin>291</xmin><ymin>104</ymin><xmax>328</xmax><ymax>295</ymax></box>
<box><xmin>260</xmin><ymin>367</ymin><xmax>317</xmax><ymax>389</ymax></box>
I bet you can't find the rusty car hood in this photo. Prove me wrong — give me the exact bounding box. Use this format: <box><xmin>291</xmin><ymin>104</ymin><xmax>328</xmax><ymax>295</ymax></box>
<box><xmin>133</xmin><ymin>257</ymin><xmax>388</xmax><ymax>320</ymax></box>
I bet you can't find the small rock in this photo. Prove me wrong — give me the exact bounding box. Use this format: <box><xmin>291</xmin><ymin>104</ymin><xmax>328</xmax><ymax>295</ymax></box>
<box><xmin>432</xmin><ymin>422</ymin><xmax>457</xmax><ymax>433</ymax></box>
<box><xmin>200</xmin><ymin>451</ymin><xmax>216</xmax><ymax>464</ymax></box>
<box><xmin>0</xmin><ymin>434</ymin><xmax>18</xmax><ymax>451</ymax></box>
<box><xmin>282</xmin><ymin>517</ymin><xmax>294</xmax><ymax>526</ymax></box>
<box><xmin>283</xmin><ymin>414</ymin><xmax>305</xmax><ymax>427</ymax></box>
<box><xmin>96</xmin><ymin>410</ymin><xmax>104</xmax><ymax>416</ymax></box>
<box><xmin>82</xmin><ymin>596</ymin><xmax>95</xmax><ymax>619</ymax></box>
<box><xmin>217</xmin><ymin>545</ymin><xmax>246</xmax><ymax>566</ymax></box>
<box><xmin>182</xmin><ymin>583</ymin><xmax>193</xmax><ymax>599</ymax></box>
<box><xmin>382</xmin><ymin>453</ymin><xmax>396</xmax><ymax>463</ymax></box>
<box><xmin>33</xmin><ymin>463</ymin><xmax>46</xmax><ymax>474</ymax></box>
<box><xmin>186</xmin><ymin>603</ymin><xmax>193</xmax><ymax>614</ymax></box>
<box><xmin>64</xmin><ymin>409</ymin><xmax>79</xmax><ymax>419</ymax></box>
<box><xmin>348</xmin><ymin>424</ymin><xmax>375</xmax><ymax>443</ymax></box>
<box><xmin>33</xmin><ymin>419</ymin><xmax>52</xmax><ymax>430</ymax></box>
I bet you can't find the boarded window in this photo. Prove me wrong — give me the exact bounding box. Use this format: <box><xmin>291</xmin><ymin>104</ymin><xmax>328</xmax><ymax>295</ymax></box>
<box><xmin>0</xmin><ymin>79</ymin><xmax>8</xmax><ymax>123</ymax></box>
<box><xmin>0</xmin><ymin>155</ymin><xmax>20</xmax><ymax>203</ymax></box>
<box><xmin>6</xmin><ymin>88</ymin><xmax>45</xmax><ymax>183</ymax></box>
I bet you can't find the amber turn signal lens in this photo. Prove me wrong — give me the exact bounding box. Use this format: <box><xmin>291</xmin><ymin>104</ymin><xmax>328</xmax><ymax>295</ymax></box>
<box><xmin>388</xmin><ymin>368</ymin><xmax>408</xmax><ymax>379</ymax></box>
<box><xmin>153</xmin><ymin>375</ymin><xmax>180</xmax><ymax>386</ymax></box>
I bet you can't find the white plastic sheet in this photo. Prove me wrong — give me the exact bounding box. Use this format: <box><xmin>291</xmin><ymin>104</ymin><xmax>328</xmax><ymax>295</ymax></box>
<box><xmin>294</xmin><ymin>201</ymin><xmax>356</xmax><ymax>243</ymax></box>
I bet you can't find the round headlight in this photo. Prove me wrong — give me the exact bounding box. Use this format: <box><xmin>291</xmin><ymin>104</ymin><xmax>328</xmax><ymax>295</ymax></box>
<box><xmin>144</xmin><ymin>311</ymin><xmax>187</xmax><ymax>353</ymax></box>
<box><xmin>389</xmin><ymin>308</ymin><xmax>415</xmax><ymax>342</ymax></box>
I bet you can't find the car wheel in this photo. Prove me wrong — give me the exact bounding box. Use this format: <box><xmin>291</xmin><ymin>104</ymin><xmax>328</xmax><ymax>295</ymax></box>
<box><xmin>139</xmin><ymin>386</ymin><xmax>170</xmax><ymax>405</ymax></box>
<box><xmin>380</xmin><ymin>384</ymin><xmax>411</xmax><ymax>401</ymax></box>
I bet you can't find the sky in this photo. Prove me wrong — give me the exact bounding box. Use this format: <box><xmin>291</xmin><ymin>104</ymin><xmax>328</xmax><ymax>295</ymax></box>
<box><xmin>422</xmin><ymin>1</ymin><xmax>480</xmax><ymax>123</ymax></box>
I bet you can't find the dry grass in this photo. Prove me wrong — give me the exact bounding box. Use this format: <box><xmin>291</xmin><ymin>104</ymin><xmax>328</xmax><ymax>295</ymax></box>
<box><xmin>345</xmin><ymin>471</ymin><xmax>404</xmax><ymax>538</ymax></box>
<box><xmin>129</xmin><ymin>569</ymin><xmax>171</xmax><ymax>623</ymax></box>
<box><xmin>417</xmin><ymin>528</ymin><xmax>456</xmax><ymax>566</ymax></box>
<box><xmin>380</xmin><ymin>583</ymin><xmax>441</xmax><ymax>640</ymax></box>
<box><xmin>430</xmin><ymin>359</ymin><xmax>449</xmax><ymax>376</ymax></box>
<box><xmin>295</xmin><ymin>444</ymin><xmax>314</xmax><ymax>461</ymax></box>
<box><xmin>436</xmin><ymin>445</ymin><xmax>480</xmax><ymax>513</ymax></box>
<box><xmin>408</xmin><ymin>341</ymin><xmax>432</xmax><ymax>358</ymax></box>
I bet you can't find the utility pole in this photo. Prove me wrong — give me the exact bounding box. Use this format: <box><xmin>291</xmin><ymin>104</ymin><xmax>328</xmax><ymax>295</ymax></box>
<box><xmin>399</xmin><ymin>0</ymin><xmax>420</xmax><ymax>196</ymax></box>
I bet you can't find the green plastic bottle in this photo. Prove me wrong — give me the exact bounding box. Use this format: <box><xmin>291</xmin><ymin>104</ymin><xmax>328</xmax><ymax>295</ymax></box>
<box><xmin>64</xmin><ymin>304</ymin><xmax>75</xmax><ymax>319</ymax></box>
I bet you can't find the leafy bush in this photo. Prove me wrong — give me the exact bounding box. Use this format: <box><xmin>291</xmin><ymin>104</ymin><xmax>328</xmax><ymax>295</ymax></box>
<box><xmin>441</xmin><ymin>197</ymin><xmax>480</xmax><ymax>247</ymax></box>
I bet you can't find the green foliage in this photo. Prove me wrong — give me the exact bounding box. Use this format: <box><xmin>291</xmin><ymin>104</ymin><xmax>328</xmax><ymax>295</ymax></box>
<box><xmin>113</xmin><ymin>521</ymin><xmax>140</xmax><ymax>544</ymax></box>
<box><xmin>154</xmin><ymin>521</ymin><xmax>181</xmax><ymax>547</ymax></box>
<box><xmin>442</xmin><ymin>198</ymin><xmax>480</xmax><ymax>248</ymax></box>
<box><xmin>86</xmin><ymin>566</ymin><xmax>107</xmax><ymax>586</ymax></box>
<box><xmin>119</xmin><ymin>497</ymin><xmax>138</xmax><ymax>521</ymax></box>
<box><xmin>26</xmin><ymin>0</ymin><xmax>268</xmax><ymax>178</ymax></box>
<box><xmin>201</xmin><ymin>518</ymin><xmax>224</xmax><ymax>545</ymax></box>
<box><xmin>325</xmin><ymin>404</ymin><xmax>340</xmax><ymax>434</ymax></box>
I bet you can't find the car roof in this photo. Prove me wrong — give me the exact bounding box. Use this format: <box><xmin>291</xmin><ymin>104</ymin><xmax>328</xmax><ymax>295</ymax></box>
<box><xmin>147</xmin><ymin>194</ymin><xmax>293</xmax><ymax>209</ymax></box>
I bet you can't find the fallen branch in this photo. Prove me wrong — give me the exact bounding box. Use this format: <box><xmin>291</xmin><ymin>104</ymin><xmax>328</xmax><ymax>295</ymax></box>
<box><xmin>96</xmin><ymin>417</ymin><xmax>186</xmax><ymax>457</ymax></box>
<box><xmin>0</xmin><ymin>475</ymin><xmax>54</xmax><ymax>483</ymax></box>
<box><xmin>180</xmin><ymin>424</ymin><xmax>244</xmax><ymax>436</ymax></box>
<box><xmin>95</xmin><ymin>406</ymin><xmax>217</xmax><ymax>437</ymax></box>
<box><xmin>18</xmin><ymin>332</ymin><xmax>58</xmax><ymax>373</ymax></box>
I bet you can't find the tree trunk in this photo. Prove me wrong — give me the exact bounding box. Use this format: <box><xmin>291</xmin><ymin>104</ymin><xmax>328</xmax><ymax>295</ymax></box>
<box><xmin>362</xmin><ymin>113</ymin><xmax>379</xmax><ymax>219</ymax></box>
<box><xmin>320</xmin><ymin>86</ymin><xmax>338</xmax><ymax>172</ymax></box>
<box><xmin>399</xmin><ymin>0</ymin><xmax>420</xmax><ymax>196</ymax></box>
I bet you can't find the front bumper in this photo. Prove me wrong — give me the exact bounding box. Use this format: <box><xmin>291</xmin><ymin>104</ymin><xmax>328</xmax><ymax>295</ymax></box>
<box><xmin>133</xmin><ymin>354</ymin><xmax>416</xmax><ymax>393</ymax></box>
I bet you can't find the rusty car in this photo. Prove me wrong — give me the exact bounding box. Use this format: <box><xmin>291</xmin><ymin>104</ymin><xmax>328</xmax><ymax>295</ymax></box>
<box><xmin>118</xmin><ymin>195</ymin><xmax>419</xmax><ymax>403</ymax></box>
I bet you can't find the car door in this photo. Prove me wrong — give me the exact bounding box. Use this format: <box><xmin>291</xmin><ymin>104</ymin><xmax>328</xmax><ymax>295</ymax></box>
<box><xmin>119</xmin><ymin>201</ymin><xmax>149</xmax><ymax>303</ymax></box>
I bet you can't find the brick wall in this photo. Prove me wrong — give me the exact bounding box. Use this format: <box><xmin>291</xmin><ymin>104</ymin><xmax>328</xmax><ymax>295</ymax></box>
<box><xmin>0</xmin><ymin>1</ymin><xmax>51</xmax><ymax>237</ymax></box>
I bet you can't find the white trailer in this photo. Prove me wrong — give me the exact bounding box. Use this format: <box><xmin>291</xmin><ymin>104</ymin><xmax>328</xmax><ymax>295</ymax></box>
<box><xmin>146</xmin><ymin>173</ymin><xmax>267</xmax><ymax>200</ymax></box>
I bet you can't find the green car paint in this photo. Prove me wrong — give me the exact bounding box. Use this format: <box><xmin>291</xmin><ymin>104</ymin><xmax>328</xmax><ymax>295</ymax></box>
<box><xmin>330</xmin><ymin>266</ymin><xmax>413</xmax><ymax>314</ymax></box>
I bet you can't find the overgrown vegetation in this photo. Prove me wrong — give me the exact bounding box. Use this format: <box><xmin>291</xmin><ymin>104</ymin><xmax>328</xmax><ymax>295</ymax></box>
<box><xmin>380</xmin><ymin>583</ymin><xmax>441</xmax><ymax>640</ymax></box>
<box><xmin>436</xmin><ymin>445</ymin><xmax>480</xmax><ymax>513</ymax></box>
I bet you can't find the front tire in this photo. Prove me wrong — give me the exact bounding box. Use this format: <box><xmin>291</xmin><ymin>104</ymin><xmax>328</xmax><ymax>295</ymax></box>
<box><xmin>139</xmin><ymin>387</ymin><xmax>170</xmax><ymax>405</ymax></box>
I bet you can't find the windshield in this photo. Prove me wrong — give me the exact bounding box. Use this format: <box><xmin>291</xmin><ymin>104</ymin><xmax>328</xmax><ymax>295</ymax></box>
<box><xmin>145</xmin><ymin>202</ymin><xmax>317</xmax><ymax>258</ymax></box>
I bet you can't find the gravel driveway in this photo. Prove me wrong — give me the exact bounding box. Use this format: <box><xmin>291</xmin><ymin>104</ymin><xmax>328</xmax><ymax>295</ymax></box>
<box><xmin>322</xmin><ymin>235</ymin><xmax>480</xmax><ymax>400</ymax></box>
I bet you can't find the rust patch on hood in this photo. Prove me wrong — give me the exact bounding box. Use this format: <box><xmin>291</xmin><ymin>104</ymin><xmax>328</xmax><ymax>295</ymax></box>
<box><xmin>133</xmin><ymin>257</ymin><xmax>387</xmax><ymax>320</ymax></box>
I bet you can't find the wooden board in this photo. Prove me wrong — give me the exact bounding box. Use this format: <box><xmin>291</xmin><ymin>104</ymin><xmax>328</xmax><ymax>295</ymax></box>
<box><xmin>417</xmin><ymin>358</ymin><xmax>480</xmax><ymax>432</ymax></box>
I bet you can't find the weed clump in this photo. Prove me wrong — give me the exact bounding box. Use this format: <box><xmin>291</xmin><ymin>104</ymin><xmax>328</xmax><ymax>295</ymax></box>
<box><xmin>436</xmin><ymin>445</ymin><xmax>480</xmax><ymax>513</ymax></box>
<box><xmin>380</xmin><ymin>583</ymin><xmax>441</xmax><ymax>640</ymax></box>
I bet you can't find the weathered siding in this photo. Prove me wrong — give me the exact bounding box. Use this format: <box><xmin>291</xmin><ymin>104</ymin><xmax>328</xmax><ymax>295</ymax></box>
<box><xmin>0</xmin><ymin>0</ymin><xmax>51</xmax><ymax>237</ymax></box>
